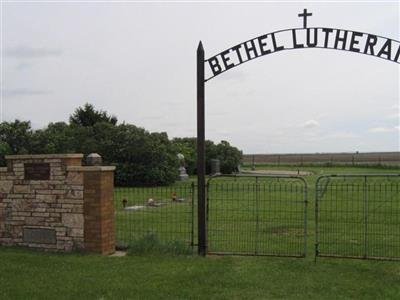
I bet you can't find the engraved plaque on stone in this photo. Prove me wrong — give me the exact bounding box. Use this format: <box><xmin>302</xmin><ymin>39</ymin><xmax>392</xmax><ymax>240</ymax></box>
<box><xmin>23</xmin><ymin>227</ymin><xmax>56</xmax><ymax>244</ymax></box>
<box><xmin>24</xmin><ymin>163</ymin><xmax>50</xmax><ymax>180</ymax></box>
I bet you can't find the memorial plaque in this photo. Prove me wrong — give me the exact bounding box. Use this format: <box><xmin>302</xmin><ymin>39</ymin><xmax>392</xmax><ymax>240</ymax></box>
<box><xmin>23</xmin><ymin>227</ymin><xmax>56</xmax><ymax>244</ymax></box>
<box><xmin>24</xmin><ymin>163</ymin><xmax>50</xmax><ymax>180</ymax></box>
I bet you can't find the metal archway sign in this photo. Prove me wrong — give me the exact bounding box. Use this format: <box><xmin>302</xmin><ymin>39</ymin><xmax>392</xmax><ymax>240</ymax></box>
<box><xmin>196</xmin><ymin>9</ymin><xmax>399</xmax><ymax>256</ymax></box>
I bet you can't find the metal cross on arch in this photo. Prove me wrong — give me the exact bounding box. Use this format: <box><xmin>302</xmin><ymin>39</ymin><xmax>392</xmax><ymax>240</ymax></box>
<box><xmin>298</xmin><ymin>8</ymin><xmax>312</xmax><ymax>29</ymax></box>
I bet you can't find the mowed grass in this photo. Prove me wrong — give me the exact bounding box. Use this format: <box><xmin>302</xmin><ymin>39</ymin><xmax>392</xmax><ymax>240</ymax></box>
<box><xmin>1</xmin><ymin>247</ymin><xmax>400</xmax><ymax>300</ymax></box>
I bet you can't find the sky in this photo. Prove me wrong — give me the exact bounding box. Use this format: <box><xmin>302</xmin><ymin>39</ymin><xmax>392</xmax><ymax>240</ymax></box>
<box><xmin>1</xmin><ymin>1</ymin><xmax>399</xmax><ymax>154</ymax></box>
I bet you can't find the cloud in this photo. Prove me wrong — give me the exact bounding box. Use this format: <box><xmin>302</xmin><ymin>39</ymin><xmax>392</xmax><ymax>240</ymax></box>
<box><xmin>328</xmin><ymin>132</ymin><xmax>358</xmax><ymax>139</ymax></box>
<box><xmin>139</xmin><ymin>115</ymin><xmax>164</xmax><ymax>121</ymax></box>
<box><xmin>163</xmin><ymin>101</ymin><xmax>181</xmax><ymax>106</ymax></box>
<box><xmin>387</xmin><ymin>113</ymin><xmax>400</xmax><ymax>120</ymax></box>
<box><xmin>302</xmin><ymin>131</ymin><xmax>357</xmax><ymax>143</ymax></box>
<box><xmin>209</xmin><ymin>111</ymin><xmax>226</xmax><ymax>116</ymax></box>
<box><xmin>3</xmin><ymin>89</ymin><xmax>51</xmax><ymax>97</ymax></box>
<box><xmin>219</xmin><ymin>70</ymin><xmax>246</xmax><ymax>81</ymax></box>
<box><xmin>387</xmin><ymin>104</ymin><xmax>400</xmax><ymax>119</ymax></box>
<box><xmin>368</xmin><ymin>126</ymin><xmax>400</xmax><ymax>133</ymax></box>
<box><xmin>5</xmin><ymin>46</ymin><xmax>62</xmax><ymax>59</ymax></box>
<box><xmin>15</xmin><ymin>62</ymin><xmax>32</xmax><ymax>71</ymax></box>
<box><xmin>160</xmin><ymin>121</ymin><xmax>181</xmax><ymax>127</ymax></box>
<box><xmin>302</xmin><ymin>119</ymin><xmax>320</xmax><ymax>129</ymax></box>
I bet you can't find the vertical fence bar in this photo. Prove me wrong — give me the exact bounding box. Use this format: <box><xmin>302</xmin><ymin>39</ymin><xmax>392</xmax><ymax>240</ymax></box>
<box><xmin>314</xmin><ymin>177</ymin><xmax>321</xmax><ymax>262</ymax></box>
<box><xmin>191</xmin><ymin>182</ymin><xmax>195</xmax><ymax>249</ymax></box>
<box><xmin>206</xmin><ymin>180</ymin><xmax>210</xmax><ymax>250</ymax></box>
<box><xmin>255</xmin><ymin>177</ymin><xmax>260</xmax><ymax>255</ymax></box>
<box><xmin>303</xmin><ymin>179</ymin><xmax>308</xmax><ymax>257</ymax></box>
<box><xmin>197</xmin><ymin>41</ymin><xmax>207</xmax><ymax>256</ymax></box>
<box><xmin>363</xmin><ymin>176</ymin><xmax>368</xmax><ymax>259</ymax></box>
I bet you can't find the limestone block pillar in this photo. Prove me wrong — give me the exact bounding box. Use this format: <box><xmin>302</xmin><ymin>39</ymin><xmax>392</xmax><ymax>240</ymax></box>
<box><xmin>67</xmin><ymin>165</ymin><xmax>116</xmax><ymax>255</ymax></box>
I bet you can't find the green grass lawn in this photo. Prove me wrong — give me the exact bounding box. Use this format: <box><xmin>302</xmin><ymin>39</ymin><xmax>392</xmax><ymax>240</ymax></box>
<box><xmin>1</xmin><ymin>165</ymin><xmax>399</xmax><ymax>299</ymax></box>
<box><xmin>1</xmin><ymin>247</ymin><xmax>400</xmax><ymax>300</ymax></box>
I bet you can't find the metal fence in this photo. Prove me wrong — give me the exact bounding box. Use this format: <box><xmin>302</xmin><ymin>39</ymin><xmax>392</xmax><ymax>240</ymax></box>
<box><xmin>315</xmin><ymin>174</ymin><xmax>400</xmax><ymax>261</ymax></box>
<box><xmin>207</xmin><ymin>175</ymin><xmax>308</xmax><ymax>257</ymax></box>
<box><xmin>242</xmin><ymin>153</ymin><xmax>400</xmax><ymax>166</ymax></box>
<box><xmin>115</xmin><ymin>182</ymin><xmax>195</xmax><ymax>252</ymax></box>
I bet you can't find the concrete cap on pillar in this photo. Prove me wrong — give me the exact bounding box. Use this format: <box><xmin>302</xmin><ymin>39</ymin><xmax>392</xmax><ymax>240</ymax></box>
<box><xmin>86</xmin><ymin>153</ymin><xmax>102</xmax><ymax>166</ymax></box>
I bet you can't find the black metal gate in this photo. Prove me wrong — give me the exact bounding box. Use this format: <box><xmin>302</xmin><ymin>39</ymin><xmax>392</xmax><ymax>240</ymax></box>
<box><xmin>207</xmin><ymin>175</ymin><xmax>308</xmax><ymax>257</ymax></box>
<box><xmin>315</xmin><ymin>174</ymin><xmax>400</xmax><ymax>261</ymax></box>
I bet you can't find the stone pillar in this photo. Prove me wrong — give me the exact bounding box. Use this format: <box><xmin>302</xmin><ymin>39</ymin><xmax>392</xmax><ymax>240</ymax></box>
<box><xmin>67</xmin><ymin>165</ymin><xmax>116</xmax><ymax>255</ymax></box>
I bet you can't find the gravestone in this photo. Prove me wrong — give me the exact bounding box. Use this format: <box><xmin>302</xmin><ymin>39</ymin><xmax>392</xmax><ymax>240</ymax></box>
<box><xmin>177</xmin><ymin>153</ymin><xmax>189</xmax><ymax>181</ymax></box>
<box><xmin>210</xmin><ymin>159</ymin><xmax>221</xmax><ymax>176</ymax></box>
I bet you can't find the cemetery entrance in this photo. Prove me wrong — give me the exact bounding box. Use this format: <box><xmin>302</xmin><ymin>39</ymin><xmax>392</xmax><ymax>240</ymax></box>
<box><xmin>114</xmin><ymin>10</ymin><xmax>399</xmax><ymax>258</ymax></box>
<box><xmin>196</xmin><ymin>9</ymin><xmax>399</xmax><ymax>256</ymax></box>
<box><xmin>207</xmin><ymin>175</ymin><xmax>308</xmax><ymax>257</ymax></box>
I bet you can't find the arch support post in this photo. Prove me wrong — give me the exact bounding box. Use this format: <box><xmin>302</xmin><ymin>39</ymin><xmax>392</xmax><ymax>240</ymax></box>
<box><xmin>197</xmin><ymin>41</ymin><xmax>207</xmax><ymax>256</ymax></box>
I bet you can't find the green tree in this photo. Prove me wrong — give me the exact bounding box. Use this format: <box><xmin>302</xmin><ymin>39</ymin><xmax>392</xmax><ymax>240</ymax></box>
<box><xmin>111</xmin><ymin>124</ymin><xmax>179</xmax><ymax>186</ymax></box>
<box><xmin>0</xmin><ymin>104</ymin><xmax>242</xmax><ymax>184</ymax></box>
<box><xmin>0</xmin><ymin>120</ymin><xmax>34</xmax><ymax>165</ymax></box>
<box><xmin>31</xmin><ymin>122</ymin><xmax>76</xmax><ymax>154</ymax></box>
<box><xmin>0</xmin><ymin>120</ymin><xmax>33</xmax><ymax>153</ymax></box>
<box><xmin>215</xmin><ymin>140</ymin><xmax>242</xmax><ymax>174</ymax></box>
<box><xmin>0</xmin><ymin>142</ymin><xmax>12</xmax><ymax>166</ymax></box>
<box><xmin>69</xmin><ymin>103</ymin><xmax>117</xmax><ymax>127</ymax></box>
